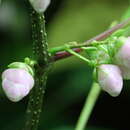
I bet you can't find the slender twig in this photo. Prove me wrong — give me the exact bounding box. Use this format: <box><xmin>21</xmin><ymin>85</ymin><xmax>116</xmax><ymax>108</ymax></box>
<box><xmin>75</xmin><ymin>82</ymin><xmax>101</xmax><ymax>130</ymax></box>
<box><xmin>52</xmin><ymin>48</ymin><xmax>82</xmax><ymax>61</ymax></box>
<box><xmin>66</xmin><ymin>49</ymin><xmax>91</xmax><ymax>65</ymax></box>
<box><xmin>51</xmin><ymin>18</ymin><xmax>130</xmax><ymax>61</ymax></box>
<box><xmin>84</xmin><ymin>18</ymin><xmax>130</xmax><ymax>44</ymax></box>
<box><xmin>23</xmin><ymin>2</ymin><xmax>51</xmax><ymax>130</ymax></box>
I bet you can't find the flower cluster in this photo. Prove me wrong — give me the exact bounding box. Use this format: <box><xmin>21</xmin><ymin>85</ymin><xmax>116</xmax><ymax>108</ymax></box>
<box><xmin>97</xmin><ymin>37</ymin><xmax>130</xmax><ymax>97</ymax></box>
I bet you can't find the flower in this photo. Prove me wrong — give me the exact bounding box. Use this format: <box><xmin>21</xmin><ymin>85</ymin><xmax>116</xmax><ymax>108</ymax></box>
<box><xmin>114</xmin><ymin>37</ymin><xmax>130</xmax><ymax>79</ymax></box>
<box><xmin>2</xmin><ymin>68</ymin><xmax>34</xmax><ymax>102</ymax></box>
<box><xmin>29</xmin><ymin>0</ymin><xmax>51</xmax><ymax>13</ymax></box>
<box><xmin>98</xmin><ymin>64</ymin><xmax>123</xmax><ymax>97</ymax></box>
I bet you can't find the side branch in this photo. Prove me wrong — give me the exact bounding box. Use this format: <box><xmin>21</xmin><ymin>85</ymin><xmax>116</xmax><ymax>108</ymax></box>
<box><xmin>52</xmin><ymin>18</ymin><xmax>130</xmax><ymax>61</ymax></box>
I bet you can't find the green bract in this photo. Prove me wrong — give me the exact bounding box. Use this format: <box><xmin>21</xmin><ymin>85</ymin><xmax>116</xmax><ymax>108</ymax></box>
<box><xmin>8</xmin><ymin>62</ymin><xmax>34</xmax><ymax>76</ymax></box>
<box><xmin>84</xmin><ymin>44</ymin><xmax>111</xmax><ymax>65</ymax></box>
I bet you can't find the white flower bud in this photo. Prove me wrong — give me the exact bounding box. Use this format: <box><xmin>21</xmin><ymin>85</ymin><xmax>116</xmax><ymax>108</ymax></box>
<box><xmin>98</xmin><ymin>64</ymin><xmax>123</xmax><ymax>97</ymax></box>
<box><xmin>29</xmin><ymin>0</ymin><xmax>51</xmax><ymax>13</ymax></box>
<box><xmin>114</xmin><ymin>37</ymin><xmax>130</xmax><ymax>79</ymax></box>
<box><xmin>2</xmin><ymin>68</ymin><xmax>34</xmax><ymax>102</ymax></box>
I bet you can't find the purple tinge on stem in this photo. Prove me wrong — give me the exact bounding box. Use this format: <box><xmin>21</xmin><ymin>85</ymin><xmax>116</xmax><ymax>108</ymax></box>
<box><xmin>98</xmin><ymin>64</ymin><xmax>123</xmax><ymax>97</ymax></box>
<box><xmin>2</xmin><ymin>68</ymin><xmax>34</xmax><ymax>102</ymax></box>
<box><xmin>114</xmin><ymin>37</ymin><xmax>130</xmax><ymax>79</ymax></box>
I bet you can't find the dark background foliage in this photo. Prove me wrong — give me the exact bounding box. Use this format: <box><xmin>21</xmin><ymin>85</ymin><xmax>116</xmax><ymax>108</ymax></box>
<box><xmin>0</xmin><ymin>0</ymin><xmax>130</xmax><ymax>130</ymax></box>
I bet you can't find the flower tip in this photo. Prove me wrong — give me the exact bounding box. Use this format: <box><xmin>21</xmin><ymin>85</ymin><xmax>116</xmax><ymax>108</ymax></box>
<box><xmin>29</xmin><ymin>0</ymin><xmax>51</xmax><ymax>13</ymax></box>
<box><xmin>108</xmin><ymin>88</ymin><xmax>121</xmax><ymax>97</ymax></box>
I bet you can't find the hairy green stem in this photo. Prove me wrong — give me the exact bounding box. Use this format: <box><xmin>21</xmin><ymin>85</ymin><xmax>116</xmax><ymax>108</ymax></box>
<box><xmin>75</xmin><ymin>82</ymin><xmax>101</xmax><ymax>130</ymax></box>
<box><xmin>23</xmin><ymin>3</ymin><xmax>51</xmax><ymax>130</ymax></box>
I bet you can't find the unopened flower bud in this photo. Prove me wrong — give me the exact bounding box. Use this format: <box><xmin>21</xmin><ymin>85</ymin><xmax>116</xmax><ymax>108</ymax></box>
<box><xmin>98</xmin><ymin>64</ymin><xmax>123</xmax><ymax>97</ymax></box>
<box><xmin>2</xmin><ymin>68</ymin><xmax>34</xmax><ymax>102</ymax></box>
<box><xmin>29</xmin><ymin>0</ymin><xmax>51</xmax><ymax>13</ymax></box>
<box><xmin>114</xmin><ymin>37</ymin><xmax>130</xmax><ymax>79</ymax></box>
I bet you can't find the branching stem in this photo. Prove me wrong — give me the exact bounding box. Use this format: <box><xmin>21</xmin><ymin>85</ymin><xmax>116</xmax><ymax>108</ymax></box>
<box><xmin>50</xmin><ymin>18</ymin><xmax>130</xmax><ymax>61</ymax></box>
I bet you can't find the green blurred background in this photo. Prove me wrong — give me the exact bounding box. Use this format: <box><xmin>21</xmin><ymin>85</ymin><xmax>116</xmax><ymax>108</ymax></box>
<box><xmin>1</xmin><ymin>0</ymin><xmax>130</xmax><ymax>130</ymax></box>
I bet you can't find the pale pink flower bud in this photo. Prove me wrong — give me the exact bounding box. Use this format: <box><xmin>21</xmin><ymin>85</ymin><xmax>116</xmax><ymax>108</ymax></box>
<box><xmin>98</xmin><ymin>64</ymin><xmax>123</xmax><ymax>97</ymax></box>
<box><xmin>2</xmin><ymin>68</ymin><xmax>34</xmax><ymax>102</ymax></box>
<box><xmin>114</xmin><ymin>37</ymin><xmax>130</xmax><ymax>79</ymax></box>
<box><xmin>29</xmin><ymin>0</ymin><xmax>51</xmax><ymax>13</ymax></box>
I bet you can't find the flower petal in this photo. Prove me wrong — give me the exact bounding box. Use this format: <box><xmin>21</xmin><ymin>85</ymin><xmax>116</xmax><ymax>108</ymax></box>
<box><xmin>2</xmin><ymin>78</ymin><xmax>30</xmax><ymax>102</ymax></box>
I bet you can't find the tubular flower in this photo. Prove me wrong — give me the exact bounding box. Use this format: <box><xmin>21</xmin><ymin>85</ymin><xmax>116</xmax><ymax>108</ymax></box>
<box><xmin>2</xmin><ymin>68</ymin><xmax>34</xmax><ymax>102</ymax></box>
<box><xmin>114</xmin><ymin>37</ymin><xmax>130</xmax><ymax>79</ymax></box>
<box><xmin>29</xmin><ymin>0</ymin><xmax>51</xmax><ymax>13</ymax></box>
<box><xmin>98</xmin><ymin>64</ymin><xmax>123</xmax><ymax>97</ymax></box>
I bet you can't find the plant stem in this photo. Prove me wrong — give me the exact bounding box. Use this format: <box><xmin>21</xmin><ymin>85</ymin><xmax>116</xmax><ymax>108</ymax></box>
<box><xmin>75</xmin><ymin>82</ymin><xmax>101</xmax><ymax>130</ymax></box>
<box><xmin>23</xmin><ymin>3</ymin><xmax>51</xmax><ymax>130</ymax></box>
